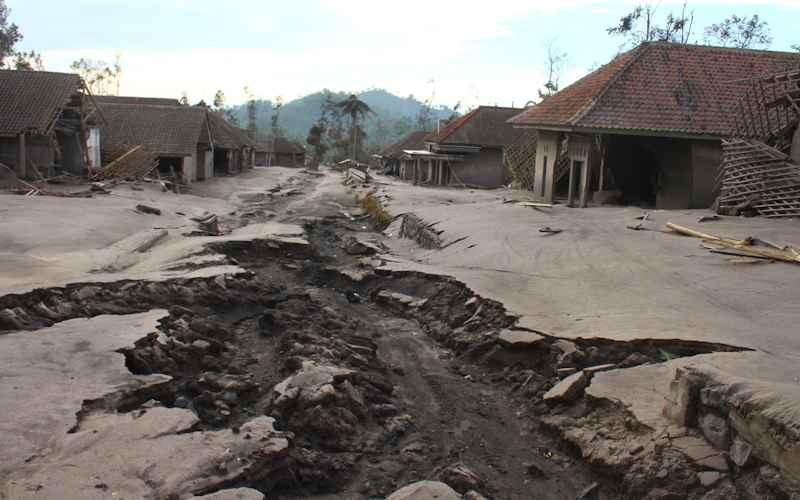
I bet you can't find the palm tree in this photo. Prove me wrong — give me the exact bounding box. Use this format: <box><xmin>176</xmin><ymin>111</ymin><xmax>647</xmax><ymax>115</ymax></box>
<box><xmin>336</xmin><ymin>94</ymin><xmax>372</xmax><ymax>161</ymax></box>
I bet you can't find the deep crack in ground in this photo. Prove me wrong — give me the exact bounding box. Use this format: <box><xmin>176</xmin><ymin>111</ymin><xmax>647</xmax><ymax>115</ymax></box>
<box><xmin>1</xmin><ymin>171</ymin><xmax>775</xmax><ymax>500</ymax></box>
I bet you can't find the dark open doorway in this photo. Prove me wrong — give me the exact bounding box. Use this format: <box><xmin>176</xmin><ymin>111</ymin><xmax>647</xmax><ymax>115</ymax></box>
<box><xmin>214</xmin><ymin>149</ymin><xmax>229</xmax><ymax>176</ymax></box>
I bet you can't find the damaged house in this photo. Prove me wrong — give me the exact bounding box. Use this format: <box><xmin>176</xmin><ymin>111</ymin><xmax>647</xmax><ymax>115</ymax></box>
<box><xmin>374</xmin><ymin>130</ymin><xmax>429</xmax><ymax>176</ymax></box>
<box><xmin>98</xmin><ymin>102</ymin><xmax>254</xmax><ymax>183</ymax></box>
<box><xmin>421</xmin><ymin>106</ymin><xmax>524</xmax><ymax>188</ymax></box>
<box><xmin>0</xmin><ymin>70</ymin><xmax>95</xmax><ymax>180</ymax></box>
<box><xmin>254</xmin><ymin>134</ymin><xmax>306</xmax><ymax>167</ymax></box>
<box><xmin>508</xmin><ymin>42</ymin><xmax>800</xmax><ymax>208</ymax></box>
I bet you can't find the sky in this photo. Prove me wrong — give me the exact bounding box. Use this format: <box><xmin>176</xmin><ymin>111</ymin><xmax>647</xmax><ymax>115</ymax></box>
<box><xmin>8</xmin><ymin>0</ymin><xmax>800</xmax><ymax>108</ymax></box>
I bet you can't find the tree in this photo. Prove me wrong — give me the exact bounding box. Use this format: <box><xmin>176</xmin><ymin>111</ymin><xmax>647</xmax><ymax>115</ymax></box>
<box><xmin>270</xmin><ymin>95</ymin><xmax>283</xmax><ymax>134</ymax></box>
<box><xmin>704</xmin><ymin>15</ymin><xmax>772</xmax><ymax>49</ymax></box>
<box><xmin>538</xmin><ymin>40</ymin><xmax>568</xmax><ymax>101</ymax></box>
<box><xmin>793</xmin><ymin>44</ymin><xmax>800</xmax><ymax>53</ymax></box>
<box><xmin>607</xmin><ymin>2</ymin><xmax>694</xmax><ymax>46</ymax></box>
<box><xmin>335</xmin><ymin>94</ymin><xmax>373</xmax><ymax>161</ymax></box>
<box><xmin>0</xmin><ymin>0</ymin><xmax>44</xmax><ymax>70</ymax></box>
<box><xmin>179</xmin><ymin>92</ymin><xmax>189</xmax><ymax>106</ymax></box>
<box><xmin>12</xmin><ymin>50</ymin><xmax>43</xmax><ymax>71</ymax></box>
<box><xmin>244</xmin><ymin>86</ymin><xmax>258</xmax><ymax>136</ymax></box>
<box><xmin>70</xmin><ymin>58</ymin><xmax>121</xmax><ymax>95</ymax></box>
<box><xmin>213</xmin><ymin>90</ymin><xmax>225</xmax><ymax>111</ymax></box>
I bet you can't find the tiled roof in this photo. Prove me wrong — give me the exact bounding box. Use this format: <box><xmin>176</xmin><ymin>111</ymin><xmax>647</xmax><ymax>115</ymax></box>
<box><xmin>206</xmin><ymin>113</ymin><xmax>254</xmax><ymax>149</ymax></box>
<box><xmin>93</xmin><ymin>95</ymin><xmax>181</xmax><ymax>106</ymax></box>
<box><xmin>0</xmin><ymin>70</ymin><xmax>82</xmax><ymax>137</ymax></box>
<box><xmin>254</xmin><ymin>133</ymin><xmax>305</xmax><ymax>154</ymax></box>
<box><xmin>378</xmin><ymin>131</ymin><xmax>429</xmax><ymax>159</ymax></box>
<box><xmin>509</xmin><ymin>42</ymin><xmax>800</xmax><ymax>137</ymax></box>
<box><xmin>427</xmin><ymin>106</ymin><xmax>524</xmax><ymax>148</ymax></box>
<box><xmin>99</xmin><ymin>103</ymin><xmax>208</xmax><ymax>156</ymax></box>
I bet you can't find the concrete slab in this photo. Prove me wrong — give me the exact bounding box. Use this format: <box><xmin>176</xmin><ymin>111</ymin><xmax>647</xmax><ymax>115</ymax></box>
<box><xmin>0</xmin><ymin>311</ymin><xmax>170</xmax><ymax>477</ymax></box>
<box><xmin>2</xmin><ymin>408</ymin><xmax>288</xmax><ymax>499</ymax></box>
<box><xmin>0</xmin><ymin>167</ymin><xmax>307</xmax><ymax>296</ymax></box>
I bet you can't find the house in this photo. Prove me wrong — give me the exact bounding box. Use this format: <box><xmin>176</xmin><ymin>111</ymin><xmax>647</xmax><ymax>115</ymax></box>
<box><xmin>424</xmin><ymin>106</ymin><xmax>524</xmax><ymax>188</ymax></box>
<box><xmin>206</xmin><ymin>113</ymin><xmax>256</xmax><ymax>174</ymax></box>
<box><xmin>253</xmin><ymin>134</ymin><xmax>306</xmax><ymax>167</ymax></box>
<box><xmin>508</xmin><ymin>42</ymin><xmax>800</xmax><ymax>209</ymax></box>
<box><xmin>0</xmin><ymin>70</ymin><xmax>94</xmax><ymax>180</ymax></box>
<box><xmin>374</xmin><ymin>131</ymin><xmax>428</xmax><ymax>176</ymax></box>
<box><xmin>98</xmin><ymin>103</ymin><xmax>254</xmax><ymax>182</ymax></box>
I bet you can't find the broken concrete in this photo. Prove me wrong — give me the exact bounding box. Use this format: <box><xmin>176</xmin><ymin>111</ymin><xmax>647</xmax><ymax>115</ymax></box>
<box><xmin>544</xmin><ymin>370</ymin><xmax>589</xmax><ymax>404</ymax></box>
<box><xmin>497</xmin><ymin>329</ymin><xmax>546</xmax><ymax>348</ymax></box>
<box><xmin>3</xmin><ymin>408</ymin><xmax>289</xmax><ymax>499</ymax></box>
<box><xmin>0</xmin><ymin>311</ymin><xmax>170</xmax><ymax>476</ymax></box>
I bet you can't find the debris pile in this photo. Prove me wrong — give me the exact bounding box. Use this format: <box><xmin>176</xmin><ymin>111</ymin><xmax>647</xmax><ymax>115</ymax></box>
<box><xmin>717</xmin><ymin>139</ymin><xmax>800</xmax><ymax>218</ymax></box>
<box><xmin>95</xmin><ymin>145</ymin><xmax>159</xmax><ymax>180</ymax></box>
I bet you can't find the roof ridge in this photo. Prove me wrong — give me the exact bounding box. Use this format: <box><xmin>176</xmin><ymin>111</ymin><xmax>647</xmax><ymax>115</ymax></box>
<box><xmin>644</xmin><ymin>41</ymin><xmax>800</xmax><ymax>57</ymax></box>
<box><xmin>430</xmin><ymin>107</ymin><xmax>480</xmax><ymax>143</ymax></box>
<box><xmin>568</xmin><ymin>44</ymin><xmax>647</xmax><ymax>126</ymax></box>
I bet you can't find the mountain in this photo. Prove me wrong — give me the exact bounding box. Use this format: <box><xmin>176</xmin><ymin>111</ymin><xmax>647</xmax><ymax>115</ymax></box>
<box><xmin>228</xmin><ymin>89</ymin><xmax>458</xmax><ymax>151</ymax></box>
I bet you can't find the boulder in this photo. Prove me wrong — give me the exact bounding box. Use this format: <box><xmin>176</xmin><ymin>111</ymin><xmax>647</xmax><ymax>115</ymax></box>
<box><xmin>699</xmin><ymin>413</ymin><xmax>730</xmax><ymax>450</ymax></box>
<box><xmin>387</xmin><ymin>481</ymin><xmax>461</xmax><ymax>500</ymax></box>
<box><xmin>729</xmin><ymin>437</ymin><xmax>753</xmax><ymax>467</ymax></box>
<box><xmin>440</xmin><ymin>463</ymin><xmax>482</xmax><ymax>493</ymax></box>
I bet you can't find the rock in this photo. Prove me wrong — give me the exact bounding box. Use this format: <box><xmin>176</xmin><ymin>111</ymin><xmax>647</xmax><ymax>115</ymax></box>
<box><xmin>497</xmin><ymin>329</ymin><xmax>547</xmax><ymax>348</ymax></box>
<box><xmin>671</xmin><ymin>436</ymin><xmax>728</xmax><ymax>471</ymax></box>
<box><xmin>577</xmin><ymin>482</ymin><xmax>600</xmax><ymax>500</ymax></box>
<box><xmin>192</xmin><ymin>340</ymin><xmax>212</xmax><ymax>350</ymax></box>
<box><xmin>387</xmin><ymin>481</ymin><xmax>461</xmax><ymax>500</ymax></box>
<box><xmin>135</xmin><ymin>203</ymin><xmax>162</xmax><ymax>215</ymax></box>
<box><xmin>75</xmin><ymin>285</ymin><xmax>102</xmax><ymax>301</ymax></box>
<box><xmin>271</xmin><ymin>361</ymin><xmax>354</xmax><ymax>408</ymax></box>
<box><xmin>619</xmin><ymin>352</ymin><xmax>650</xmax><ymax>368</ymax></box>
<box><xmin>0</xmin><ymin>308</ymin><xmax>25</xmax><ymax>330</ymax></box>
<box><xmin>543</xmin><ymin>371</ymin><xmax>589</xmax><ymax>404</ymax></box>
<box><xmin>193</xmin><ymin>487</ymin><xmax>265</xmax><ymax>499</ymax></box>
<box><xmin>697</xmin><ymin>471</ymin><xmax>725</xmax><ymax>488</ymax></box>
<box><xmin>729</xmin><ymin>437</ymin><xmax>753</xmax><ymax>467</ymax></box>
<box><xmin>440</xmin><ymin>463</ymin><xmax>482</xmax><ymax>493</ymax></box>
<box><xmin>343</xmin><ymin>236</ymin><xmax>381</xmax><ymax>255</ymax></box>
<box><xmin>699</xmin><ymin>413</ymin><xmax>730</xmax><ymax>450</ymax></box>
<box><xmin>464</xmin><ymin>491</ymin><xmax>488</xmax><ymax>500</ymax></box>
<box><xmin>201</xmin><ymin>372</ymin><xmax>253</xmax><ymax>392</ymax></box>
<box><xmin>376</xmin><ymin>290</ymin><xmax>423</xmax><ymax>307</ymax></box>
<box><xmin>700</xmin><ymin>386</ymin><xmax>726</xmax><ymax>412</ymax></box>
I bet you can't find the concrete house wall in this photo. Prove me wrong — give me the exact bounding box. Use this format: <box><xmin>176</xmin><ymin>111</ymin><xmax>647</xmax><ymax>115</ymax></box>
<box><xmin>449</xmin><ymin>148</ymin><xmax>506</xmax><ymax>188</ymax></box>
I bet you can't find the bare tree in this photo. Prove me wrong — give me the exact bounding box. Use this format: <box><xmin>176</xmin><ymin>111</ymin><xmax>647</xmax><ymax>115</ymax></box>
<box><xmin>607</xmin><ymin>1</ymin><xmax>694</xmax><ymax>46</ymax></box>
<box><xmin>704</xmin><ymin>15</ymin><xmax>772</xmax><ymax>49</ymax></box>
<box><xmin>70</xmin><ymin>58</ymin><xmax>122</xmax><ymax>95</ymax></box>
<box><xmin>12</xmin><ymin>50</ymin><xmax>43</xmax><ymax>70</ymax></box>
<box><xmin>244</xmin><ymin>86</ymin><xmax>258</xmax><ymax>136</ymax></box>
<box><xmin>179</xmin><ymin>92</ymin><xmax>189</xmax><ymax>106</ymax></box>
<box><xmin>213</xmin><ymin>89</ymin><xmax>225</xmax><ymax>112</ymax></box>
<box><xmin>538</xmin><ymin>39</ymin><xmax>568</xmax><ymax>100</ymax></box>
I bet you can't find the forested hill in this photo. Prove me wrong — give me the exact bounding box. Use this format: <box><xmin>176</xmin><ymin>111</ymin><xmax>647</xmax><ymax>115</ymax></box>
<box><xmin>229</xmin><ymin>89</ymin><xmax>458</xmax><ymax>150</ymax></box>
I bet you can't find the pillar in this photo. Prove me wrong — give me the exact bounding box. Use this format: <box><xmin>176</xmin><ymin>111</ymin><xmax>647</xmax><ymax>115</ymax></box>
<box><xmin>17</xmin><ymin>133</ymin><xmax>26</xmax><ymax>178</ymax></box>
<box><xmin>533</xmin><ymin>131</ymin><xmax>558</xmax><ymax>202</ymax></box>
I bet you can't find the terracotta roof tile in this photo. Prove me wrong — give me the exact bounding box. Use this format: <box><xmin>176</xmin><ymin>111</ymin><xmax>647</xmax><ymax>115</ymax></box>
<box><xmin>427</xmin><ymin>106</ymin><xmax>524</xmax><ymax>148</ymax></box>
<box><xmin>509</xmin><ymin>42</ymin><xmax>800</xmax><ymax>137</ymax></box>
<box><xmin>378</xmin><ymin>131</ymin><xmax>429</xmax><ymax>159</ymax></box>
<box><xmin>0</xmin><ymin>70</ymin><xmax>82</xmax><ymax>137</ymax></box>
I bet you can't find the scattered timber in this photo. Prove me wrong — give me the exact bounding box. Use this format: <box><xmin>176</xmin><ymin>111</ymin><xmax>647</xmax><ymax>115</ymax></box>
<box><xmin>96</xmin><ymin>145</ymin><xmax>159</xmax><ymax>180</ymax></box>
<box><xmin>666</xmin><ymin>222</ymin><xmax>800</xmax><ymax>264</ymax></box>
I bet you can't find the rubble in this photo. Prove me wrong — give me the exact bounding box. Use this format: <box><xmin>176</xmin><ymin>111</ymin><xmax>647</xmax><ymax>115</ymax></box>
<box><xmin>543</xmin><ymin>370</ymin><xmax>589</xmax><ymax>404</ymax></box>
<box><xmin>387</xmin><ymin>481</ymin><xmax>462</xmax><ymax>500</ymax></box>
<box><xmin>496</xmin><ymin>329</ymin><xmax>546</xmax><ymax>348</ymax></box>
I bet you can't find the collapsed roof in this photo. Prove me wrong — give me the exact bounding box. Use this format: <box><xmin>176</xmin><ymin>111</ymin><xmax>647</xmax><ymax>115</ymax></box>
<box><xmin>0</xmin><ymin>70</ymin><xmax>83</xmax><ymax>138</ymax></box>
<box><xmin>509</xmin><ymin>42</ymin><xmax>800</xmax><ymax>138</ymax></box>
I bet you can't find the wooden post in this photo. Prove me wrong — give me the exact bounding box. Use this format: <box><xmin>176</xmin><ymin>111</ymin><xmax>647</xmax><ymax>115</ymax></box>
<box><xmin>579</xmin><ymin>160</ymin><xmax>590</xmax><ymax>208</ymax></box>
<box><xmin>17</xmin><ymin>133</ymin><xmax>27</xmax><ymax>179</ymax></box>
<box><xmin>567</xmin><ymin>161</ymin><xmax>577</xmax><ymax>207</ymax></box>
